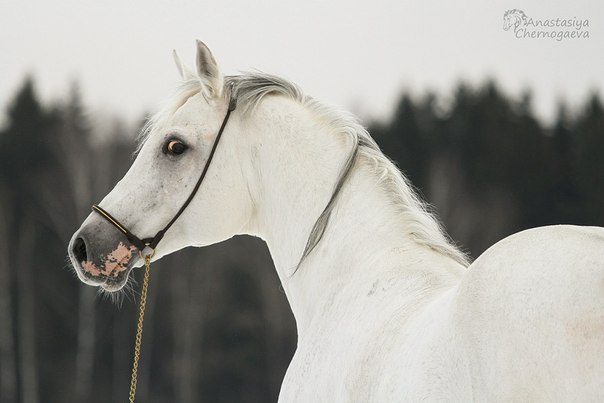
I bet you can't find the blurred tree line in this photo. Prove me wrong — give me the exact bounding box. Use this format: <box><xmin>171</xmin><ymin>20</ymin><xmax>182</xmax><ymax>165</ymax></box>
<box><xmin>0</xmin><ymin>76</ymin><xmax>602</xmax><ymax>402</ymax></box>
<box><xmin>372</xmin><ymin>83</ymin><xmax>604</xmax><ymax>254</ymax></box>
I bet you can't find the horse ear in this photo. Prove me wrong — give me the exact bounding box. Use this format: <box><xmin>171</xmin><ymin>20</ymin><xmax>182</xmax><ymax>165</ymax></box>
<box><xmin>172</xmin><ymin>50</ymin><xmax>196</xmax><ymax>81</ymax></box>
<box><xmin>195</xmin><ymin>40</ymin><xmax>224</xmax><ymax>97</ymax></box>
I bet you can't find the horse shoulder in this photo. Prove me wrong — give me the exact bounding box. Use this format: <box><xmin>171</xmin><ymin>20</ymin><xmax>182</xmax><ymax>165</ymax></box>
<box><xmin>452</xmin><ymin>225</ymin><xmax>604</xmax><ymax>401</ymax></box>
<box><xmin>279</xmin><ymin>256</ymin><xmax>469</xmax><ymax>402</ymax></box>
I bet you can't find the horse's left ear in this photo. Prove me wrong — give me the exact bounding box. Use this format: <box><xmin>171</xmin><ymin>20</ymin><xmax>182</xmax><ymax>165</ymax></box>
<box><xmin>195</xmin><ymin>40</ymin><xmax>224</xmax><ymax>97</ymax></box>
<box><xmin>173</xmin><ymin>49</ymin><xmax>196</xmax><ymax>81</ymax></box>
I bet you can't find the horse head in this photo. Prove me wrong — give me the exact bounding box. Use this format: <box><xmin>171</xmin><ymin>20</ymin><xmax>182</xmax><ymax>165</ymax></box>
<box><xmin>68</xmin><ymin>41</ymin><xmax>254</xmax><ymax>291</ymax></box>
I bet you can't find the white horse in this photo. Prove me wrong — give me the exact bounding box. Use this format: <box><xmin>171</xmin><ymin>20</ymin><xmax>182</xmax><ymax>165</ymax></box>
<box><xmin>69</xmin><ymin>41</ymin><xmax>604</xmax><ymax>402</ymax></box>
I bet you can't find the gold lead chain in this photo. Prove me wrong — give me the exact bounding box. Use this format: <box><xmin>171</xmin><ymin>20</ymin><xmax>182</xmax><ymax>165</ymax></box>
<box><xmin>129</xmin><ymin>252</ymin><xmax>153</xmax><ymax>403</ymax></box>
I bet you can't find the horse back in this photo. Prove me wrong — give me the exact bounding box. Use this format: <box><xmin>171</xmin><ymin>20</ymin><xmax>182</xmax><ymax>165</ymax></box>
<box><xmin>453</xmin><ymin>225</ymin><xmax>604</xmax><ymax>401</ymax></box>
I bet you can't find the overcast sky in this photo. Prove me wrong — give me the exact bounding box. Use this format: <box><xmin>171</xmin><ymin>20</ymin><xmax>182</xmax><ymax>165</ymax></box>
<box><xmin>1</xmin><ymin>0</ymin><xmax>603</xmax><ymax>127</ymax></box>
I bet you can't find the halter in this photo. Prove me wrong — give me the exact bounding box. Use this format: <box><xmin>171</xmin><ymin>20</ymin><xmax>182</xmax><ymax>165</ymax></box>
<box><xmin>91</xmin><ymin>96</ymin><xmax>237</xmax><ymax>254</ymax></box>
<box><xmin>90</xmin><ymin>95</ymin><xmax>236</xmax><ymax>403</ymax></box>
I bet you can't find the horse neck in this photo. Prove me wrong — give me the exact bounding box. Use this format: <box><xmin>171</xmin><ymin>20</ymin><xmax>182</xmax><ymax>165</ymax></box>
<box><xmin>244</xmin><ymin>97</ymin><xmax>465</xmax><ymax>333</ymax></box>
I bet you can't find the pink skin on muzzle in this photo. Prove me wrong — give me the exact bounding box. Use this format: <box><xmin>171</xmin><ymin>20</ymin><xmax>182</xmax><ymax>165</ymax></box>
<box><xmin>81</xmin><ymin>242</ymin><xmax>137</xmax><ymax>278</ymax></box>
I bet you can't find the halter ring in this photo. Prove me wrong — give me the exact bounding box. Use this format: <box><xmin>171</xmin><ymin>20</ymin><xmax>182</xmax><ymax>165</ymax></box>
<box><xmin>138</xmin><ymin>246</ymin><xmax>156</xmax><ymax>261</ymax></box>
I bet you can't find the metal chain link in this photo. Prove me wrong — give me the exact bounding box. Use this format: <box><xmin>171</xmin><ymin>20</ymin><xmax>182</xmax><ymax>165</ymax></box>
<box><xmin>129</xmin><ymin>252</ymin><xmax>153</xmax><ymax>403</ymax></box>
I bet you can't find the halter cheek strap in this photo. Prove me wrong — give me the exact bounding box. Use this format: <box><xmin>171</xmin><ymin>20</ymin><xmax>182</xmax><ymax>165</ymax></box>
<box><xmin>92</xmin><ymin>96</ymin><xmax>237</xmax><ymax>253</ymax></box>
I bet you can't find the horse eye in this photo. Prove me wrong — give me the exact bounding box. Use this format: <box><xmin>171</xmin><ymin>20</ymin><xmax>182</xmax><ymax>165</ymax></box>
<box><xmin>164</xmin><ymin>139</ymin><xmax>187</xmax><ymax>156</ymax></box>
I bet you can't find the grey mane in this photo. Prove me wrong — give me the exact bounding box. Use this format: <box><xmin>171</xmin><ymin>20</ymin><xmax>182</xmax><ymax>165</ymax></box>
<box><xmin>141</xmin><ymin>73</ymin><xmax>470</xmax><ymax>271</ymax></box>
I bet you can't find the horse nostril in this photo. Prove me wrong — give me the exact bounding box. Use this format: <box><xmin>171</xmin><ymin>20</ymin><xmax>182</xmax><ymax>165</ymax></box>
<box><xmin>73</xmin><ymin>237</ymin><xmax>88</xmax><ymax>262</ymax></box>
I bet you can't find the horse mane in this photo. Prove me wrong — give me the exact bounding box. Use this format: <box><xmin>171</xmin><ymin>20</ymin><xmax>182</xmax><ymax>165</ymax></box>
<box><xmin>140</xmin><ymin>73</ymin><xmax>470</xmax><ymax>268</ymax></box>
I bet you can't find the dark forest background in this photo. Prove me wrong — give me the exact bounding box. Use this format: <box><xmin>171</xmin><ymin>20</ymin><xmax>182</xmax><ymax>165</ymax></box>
<box><xmin>0</xmin><ymin>76</ymin><xmax>603</xmax><ymax>403</ymax></box>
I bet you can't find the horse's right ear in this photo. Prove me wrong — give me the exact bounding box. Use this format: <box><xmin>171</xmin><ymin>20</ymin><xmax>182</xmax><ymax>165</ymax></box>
<box><xmin>172</xmin><ymin>50</ymin><xmax>196</xmax><ymax>81</ymax></box>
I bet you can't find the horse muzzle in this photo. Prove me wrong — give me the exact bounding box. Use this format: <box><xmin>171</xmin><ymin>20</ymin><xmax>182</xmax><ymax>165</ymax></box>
<box><xmin>68</xmin><ymin>219</ymin><xmax>141</xmax><ymax>291</ymax></box>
